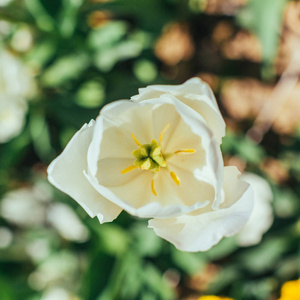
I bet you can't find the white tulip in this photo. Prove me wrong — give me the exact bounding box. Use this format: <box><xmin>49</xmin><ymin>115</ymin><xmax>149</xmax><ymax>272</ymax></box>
<box><xmin>48</xmin><ymin>78</ymin><xmax>253</xmax><ymax>252</ymax></box>
<box><xmin>237</xmin><ymin>172</ymin><xmax>273</xmax><ymax>246</ymax></box>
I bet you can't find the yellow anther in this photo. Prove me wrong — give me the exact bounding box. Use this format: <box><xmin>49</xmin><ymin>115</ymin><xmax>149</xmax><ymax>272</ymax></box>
<box><xmin>159</xmin><ymin>123</ymin><xmax>170</xmax><ymax>143</ymax></box>
<box><xmin>121</xmin><ymin>165</ymin><xmax>137</xmax><ymax>174</ymax></box>
<box><xmin>151</xmin><ymin>179</ymin><xmax>157</xmax><ymax>196</ymax></box>
<box><xmin>170</xmin><ymin>171</ymin><xmax>180</xmax><ymax>186</ymax></box>
<box><xmin>174</xmin><ymin>149</ymin><xmax>196</xmax><ymax>154</ymax></box>
<box><xmin>132</xmin><ymin>133</ymin><xmax>141</xmax><ymax>146</ymax></box>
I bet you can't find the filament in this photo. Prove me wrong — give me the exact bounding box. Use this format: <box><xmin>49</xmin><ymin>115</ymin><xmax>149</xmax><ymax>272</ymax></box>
<box><xmin>121</xmin><ymin>165</ymin><xmax>137</xmax><ymax>174</ymax></box>
<box><xmin>170</xmin><ymin>171</ymin><xmax>180</xmax><ymax>185</ymax></box>
<box><xmin>151</xmin><ymin>179</ymin><xmax>157</xmax><ymax>196</ymax></box>
<box><xmin>159</xmin><ymin>123</ymin><xmax>170</xmax><ymax>143</ymax></box>
<box><xmin>132</xmin><ymin>133</ymin><xmax>141</xmax><ymax>146</ymax></box>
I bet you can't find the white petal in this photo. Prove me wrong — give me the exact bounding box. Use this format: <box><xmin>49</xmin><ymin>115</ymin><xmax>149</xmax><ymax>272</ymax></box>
<box><xmin>132</xmin><ymin>78</ymin><xmax>216</xmax><ymax>105</ymax></box>
<box><xmin>47</xmin><ymin>120</ymin><xmax>122</xmax><ymax>223</ymax></box>
<box><xmin>131</xmin><ymin>77</ymin><xmax>225</xmax><ymax>144</ymax></box>
<box><xmin>85</xmin><ymin>96</ymin><xmax>222</xmax><ymax>219</ymax></box>
<box><xmin>149</xmin><ymin>166</ymin><xmax>253</xmax><ymax>252</ymax></box>
<box><xmin>87</xmin><ymin>100</ymin><xmax>155</xmax><ymax>176</ymax></box>
<box><xmin>175</xmin><ymin>94</ymin><xmax>225</xmax><ymax>144</ymax></box>
<box><xmin>237</xmin><ymin>173</ymin><xmax>273</xmax><ymax>246</ymax></box>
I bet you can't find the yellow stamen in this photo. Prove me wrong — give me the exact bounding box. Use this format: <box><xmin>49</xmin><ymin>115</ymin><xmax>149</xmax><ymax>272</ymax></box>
<box><xmin>151</xmin><ymin>179</ymin><xmax>157</xmax><ymax>196</ymax></box>
<box><xmin>121</xmin><ymin>165</ymin><xmax>137</xmax><ymax>174</ymax></box>
<box><xmin>132</xmin><ymin>133</ymin><xmax>141</xmax><ymax>146</ymax></box>
<box><xmin>174</xmin><ymin>149</ymin><xmax>196</xmax><ymax>154</ymax></box>
<box><xmin>159</xmin><ymin>123</ymin><xmax>170</xmax><ymax>143</ymax></box>
<box><xmin>170</xmin><ymin>171</ymin><xmax>180</xmax><ymax>185</ymax></box>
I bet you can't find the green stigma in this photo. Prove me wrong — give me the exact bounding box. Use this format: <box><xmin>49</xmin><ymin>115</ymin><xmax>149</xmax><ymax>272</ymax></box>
<box><xmin>132</xmin><ymin>139</ymin><xmax>166</xmax><ymax>172</ymax></box>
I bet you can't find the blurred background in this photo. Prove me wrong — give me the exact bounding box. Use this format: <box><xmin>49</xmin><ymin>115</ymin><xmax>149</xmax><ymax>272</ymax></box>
<box><xmin>0</xmin><ymin>0</ymin><xmax>300</xmax><ymax>299</ymax></box>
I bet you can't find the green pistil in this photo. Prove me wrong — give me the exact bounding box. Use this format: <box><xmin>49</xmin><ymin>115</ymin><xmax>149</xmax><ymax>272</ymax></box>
<box><xmin>132</xmin><ymin>139</ymin><xmax>166</xmax><ymax>172</ymax></box>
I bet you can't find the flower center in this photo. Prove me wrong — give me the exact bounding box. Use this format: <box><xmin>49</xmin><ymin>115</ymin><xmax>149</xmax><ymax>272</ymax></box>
<box><xmin>132</xmin><ymin>139</ymin><xmax>166</xmax><ymax>172</ymax></box>
<box><xmin>121</xmin><ymin>124</ymin><xmax>195</xmax><ymax>196</ymax></box>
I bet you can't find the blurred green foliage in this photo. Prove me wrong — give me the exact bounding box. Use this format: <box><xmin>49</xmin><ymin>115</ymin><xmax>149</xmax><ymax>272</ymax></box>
<box><xmin>0</xmin><ymin>0</ymin><xmax>300</xmax><ymax>300</ymax></box>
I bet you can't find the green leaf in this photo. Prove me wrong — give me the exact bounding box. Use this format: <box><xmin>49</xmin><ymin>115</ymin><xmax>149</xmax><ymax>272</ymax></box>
<box><xmin>94</xmin><ymin>39</ymin><xmax>143</xmax><ymax>72</ymax></box>
<box><xmin>75</xmin><ymin>80</ymin><xmax>105</xmax><ymax>108</ymax></box>
<box><xmin>88</xmin><ymin>21</ymin><xmax>128</xmax><ymax>50</ymax></box>
<box><xmin>206</xmin><ymin>266</ymin><xmax>240</xmax><ymax>295</ymax></box>
<box><xmin>26</xmin><ymin>40</ymin><xmax>57</xmax><ymax>69</ymax></box>
<box><xmin>239</xmin><ymin>237</ymin><xmax>290</xmax><ymax>273</ymax></box>
<box><xmin>24</xmin><ymin>0</ymin><xmax>55</xmax><ymax>32</ymax></box>
<box><xmin>130</xmin><ymin>222</ymin><xmax>163</xmax><ymax>257</ymax></box>
<box><xmin>86</xmin><ymin>0</ymin><xmax>172</xmax><ymax>32</ymax></box>
<box><xmin>205</xmin><ymin>236</ymin><xmax>239</xmax><ymax>261</ymax></box>
<box><xmin>58</xmin><ymin>0</ymin><xmax>84</xmax><ymax>37</ymax></box>
<box><xmin>82</xmin><ymin>252</ymin><xmax>117</xmax><ymax>300</ymax></box>
<box><xmin>91</xmin><ymin>222</ymin><xmax>129</xmax><ymax>256</ymax></box>
<box><xmin>273</xmin><ymin>187</ymin><xmax>299</xmax><ymax>218</ymax></box>
<box><xmin>0</xmin><ymin>276</ymin><xmax>13</xmax><ymax>300</ymax></box>
<box><xmin>133</xmin><ymin>59</ymin><xmax>158</xmax><ymax>83</ymax></box>
<box><xmin>42</xmin><ymin>53</ymin><xmax>89</xmax><ymax>87</ymax></box>
<box><xmin>235</xmin><ymin>137</ymin><xmax>265</xmax><ymax>164</ymax></box>
<box><xmin>29</xmin><ymin>110</ymin><xmax>55</xmax><ymax>162</ymax></box>
<box><xmin>237</xmin><ymin>0</ymin><xmax>287</xmax><ymax>65</ymax></box>
<box><xmin>171</xmin><ymin>248</ymin><xmax>206</xmax><ymax>275</ymax></box>
<box><xmin>142</xmin><ymin>263</ymin><xmax>175</xmax><ymax>300</ymax></box>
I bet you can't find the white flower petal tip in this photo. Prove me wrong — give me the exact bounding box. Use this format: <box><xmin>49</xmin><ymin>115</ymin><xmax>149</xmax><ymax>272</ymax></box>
<box><xmin>237</xmin><ymin>173</ymin><xmax>274</xmax><ymax>247</ymax></box>
<box><xmin>48</xmin><ymin>78</ymin><xmax>254</xmax><ymax>252</ymax></box>
<box><xmin>148</xmin><ymin>166</ymin><xmax>254</xmax><ymax>252</ymax></box>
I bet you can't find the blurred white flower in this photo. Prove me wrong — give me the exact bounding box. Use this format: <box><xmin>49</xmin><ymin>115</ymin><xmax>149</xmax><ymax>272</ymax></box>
<box><xmin>40</xmin><ymin>287</ymin><xmax>76</xmax><ymax>300</ymax></box>
<box><xmin>28</xmin><ymin>252</ymin><xmax>79</xmax><ymax>291</ymax></box>
<box><xmin>0</xmin><ymin>186</ymin><xmax>48</xmax><ymax>227</ymax></box>
<box><xmin>1</xmin><ymin>181</ymin><xmax>89</xmax><ymax>244</ymax></box>
<box><xmin>26</xmin><ymin>238</ymin><xmax>51</xmax><ymax>262</ymax></box>
<box><xmin>0</xmin><ymin>49</ymin><xmax>35</xmax><ymax>142</ymax></box>
<box><xmin>11</xmin><ymin>26</ymin><xmax>33</xmax><ymax>52</ymax></box>
<box><xmin>237</xmin><ymin>172</ymin><xmax>274</xmax><ymax>246</ymax></box>
<box><xmin>0</xmin><ymin>0</ymin><xmax>13</xmax><ymax>7</ymax></box>
<box><xmin>0</xmin><ymin>50</ymin><xmax>35</xmax><ymax>98</ymax></box>
<box><xmin>48</xmin><ymin>78</ymin><xmax>253</xmax><ymax>252</ymax></box>
<box><xmin>0</xmin><ymin>226</ymin><xmax>13</xmax><ymax>248</ymax></box>
<box><xmin>0</xmin><ymin>20</ymin><xmax>12</xmax><ymax>36</ymax></box>
<box><xmin>47</xmin><ymin>203</ymin><xmax>89</xmax><ymax>242</ymax></box>
<box><xmin>0</xmin><ymin>96</ymin><xmax>27</xmax><ymax>142</ymax></box>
